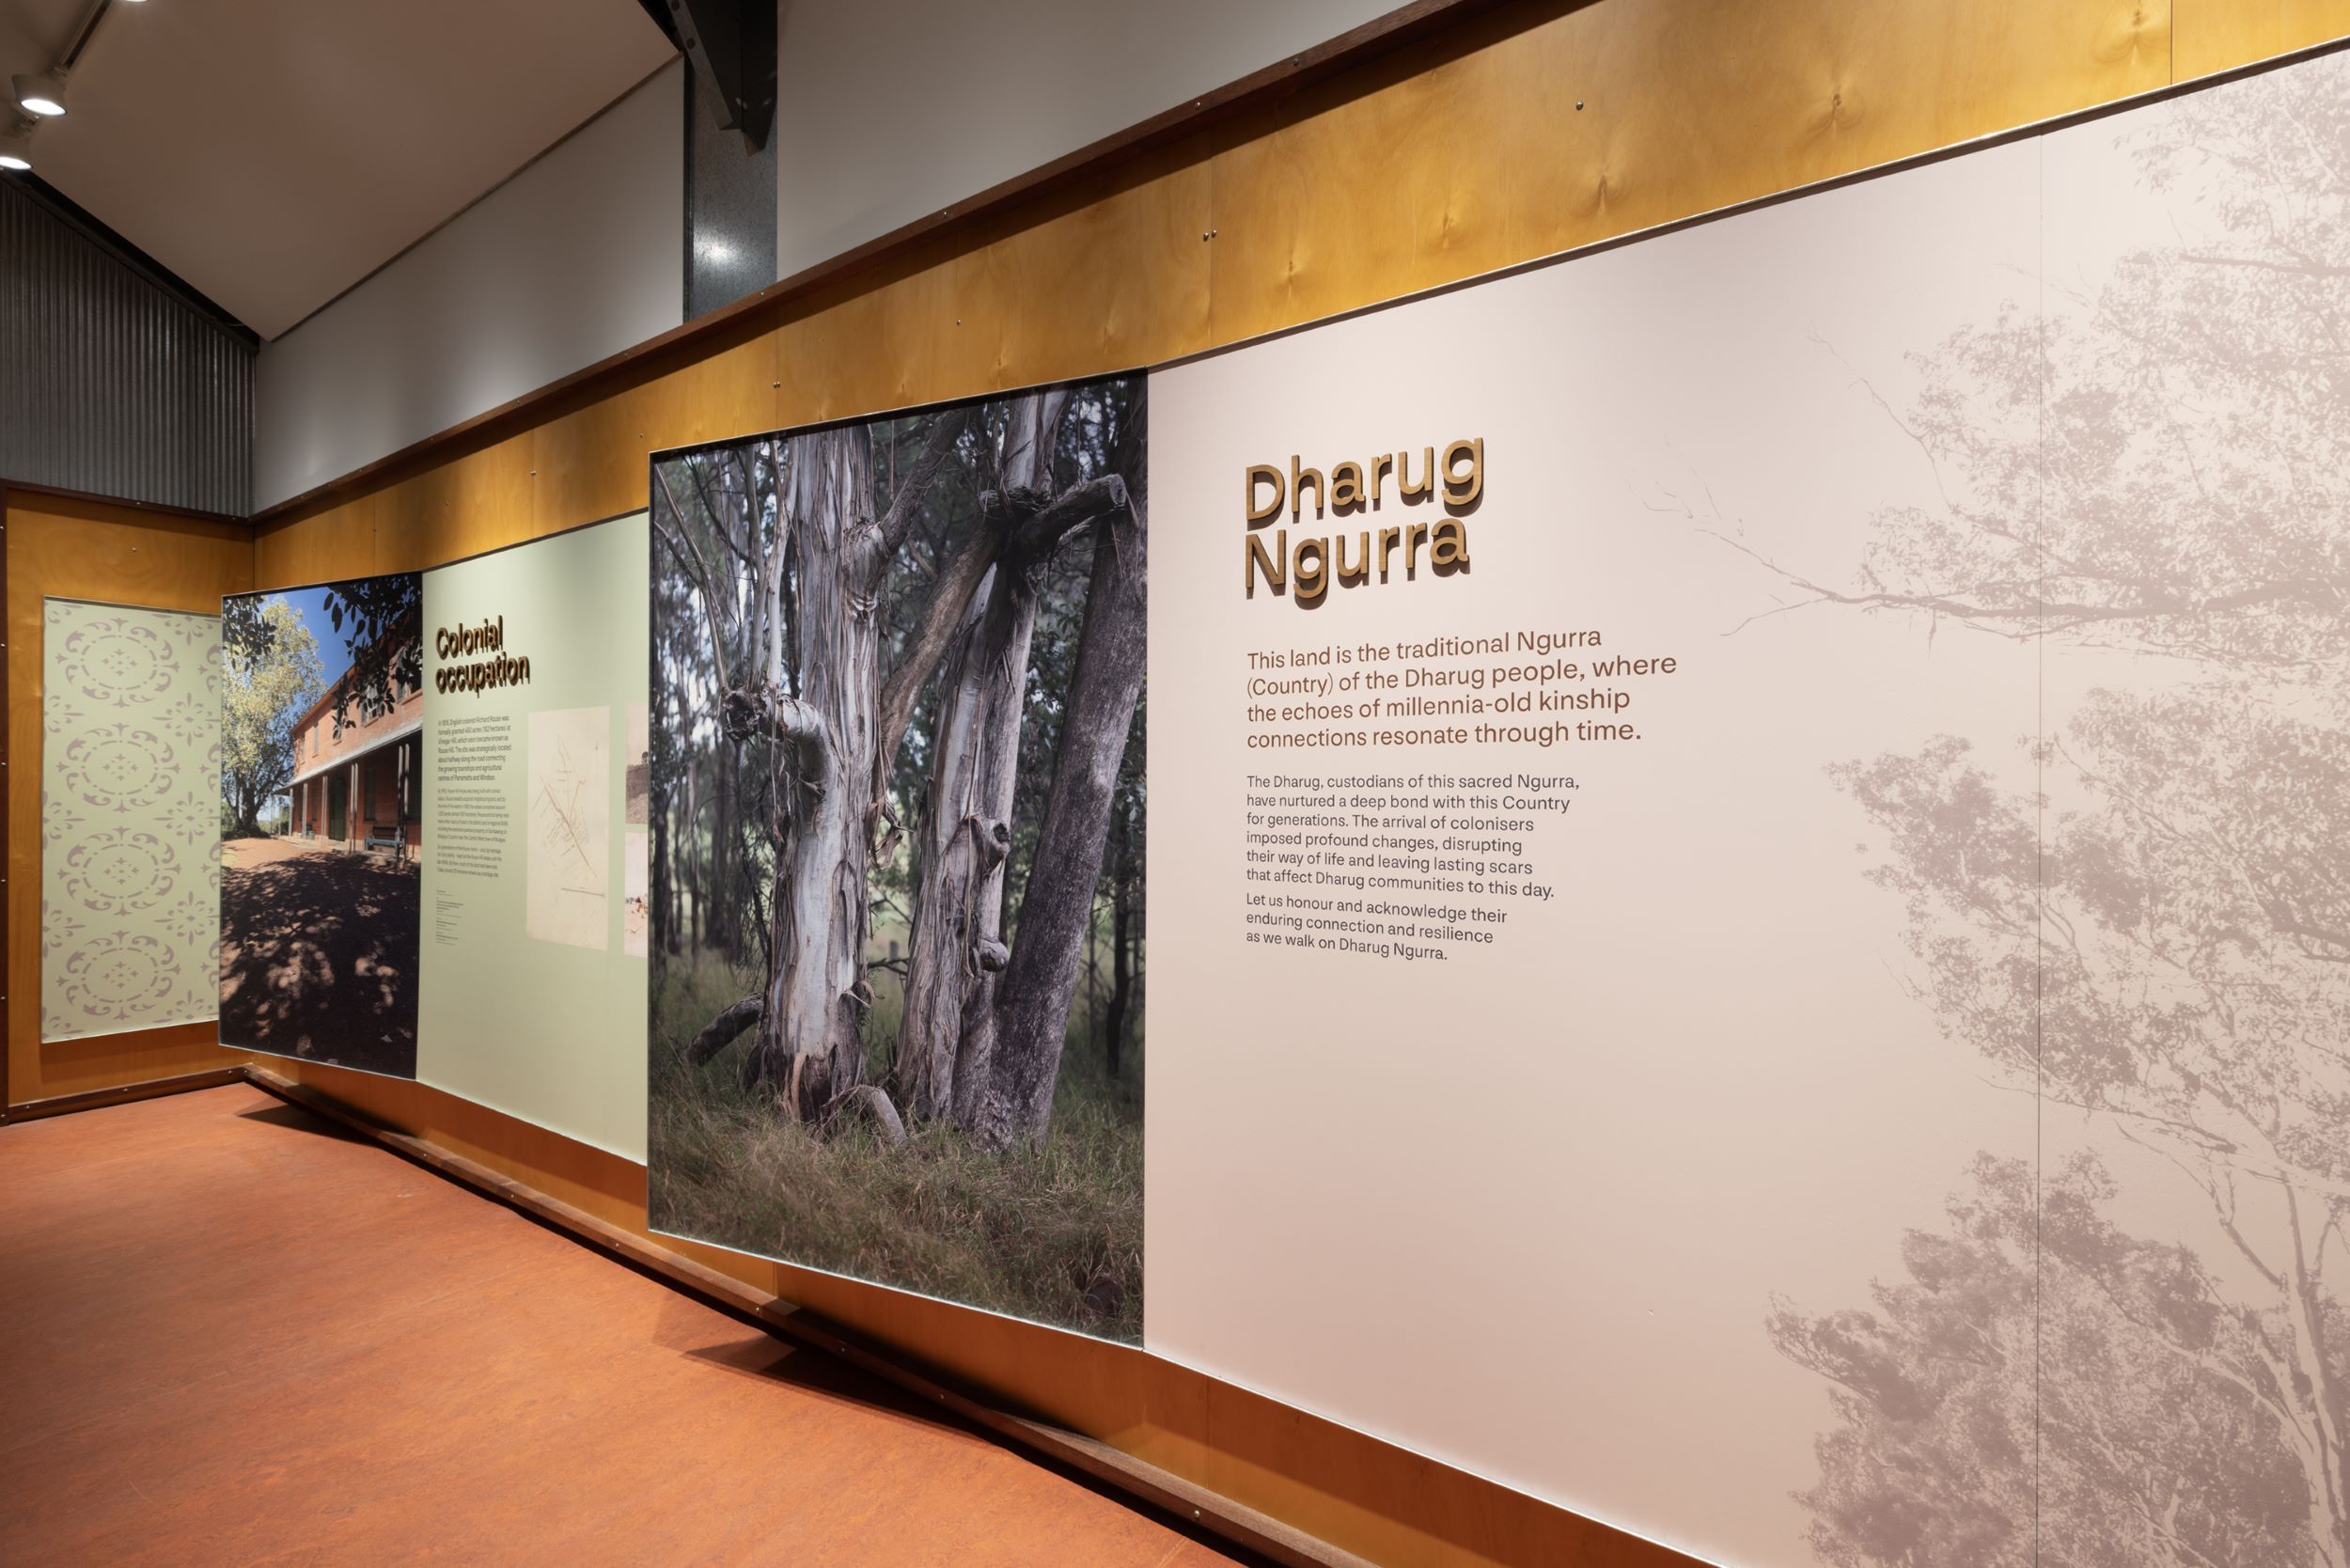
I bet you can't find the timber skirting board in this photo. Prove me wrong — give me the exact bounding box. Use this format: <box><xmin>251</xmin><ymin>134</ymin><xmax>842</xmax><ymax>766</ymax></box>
<box><xmin>229</xmin><ymin>1066</ymin><xmax>1371</xmax><ymax>1568</ymax></box>
<box><xmin>4</xmin><ymin>1066</ymin><xmax>250</xmax><ymax>1122</ymax></box>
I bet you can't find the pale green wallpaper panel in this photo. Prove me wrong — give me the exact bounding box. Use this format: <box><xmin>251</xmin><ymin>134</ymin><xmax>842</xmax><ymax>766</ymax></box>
<box><xmin>40</xmin><ymin>599</ymin><xmax>223</xmax><ymax>1042</ymax></box>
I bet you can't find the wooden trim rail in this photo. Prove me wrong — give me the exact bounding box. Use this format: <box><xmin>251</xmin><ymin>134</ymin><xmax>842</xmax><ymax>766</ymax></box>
<box><xmin>5</xmin><ymin>1066</ymin><xmax>250</xmax><ymax>1123</ymax></box>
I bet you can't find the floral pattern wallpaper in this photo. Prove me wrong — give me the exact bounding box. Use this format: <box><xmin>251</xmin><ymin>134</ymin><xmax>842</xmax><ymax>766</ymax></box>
<box><xmin>41</xmin><ymin>599</ymin><xmax>223</xmax><ymax>1042</ymax></box>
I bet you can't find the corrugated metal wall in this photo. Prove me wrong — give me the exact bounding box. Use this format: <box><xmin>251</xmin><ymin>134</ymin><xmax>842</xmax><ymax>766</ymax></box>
<box><xmin>0</xmin><ymin>179</ymin><xmax>253</xmax><ymax>516</ymax></box>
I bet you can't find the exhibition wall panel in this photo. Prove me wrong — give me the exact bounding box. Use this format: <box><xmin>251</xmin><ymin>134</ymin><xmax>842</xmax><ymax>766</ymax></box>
<box><xmin>1145</xmin><ymin>40</ymin><xmax>2350</xmax><ymax>1566</ymax></box>
<box><xmin>219</xmin><ymin>572</ymin><xmax>428</xmax><ymax>1079</ymax></box>
<box><xmin>40</xmin><ymin>601</ymin><xmax>223</xmax><ymax>1044</ymax></box>
<box><xmin>197</xmin><ymin>5</ymin><xmax>2350</xmax><ymax>1565</ymax></box>
<box><xmin>1152</xmin><ymin>133</ymin><xmax>2042</xmax><ymax>1561</ymax></box>
<box><xmin>216</xmin><ymin>516</ymin><xmax>653</xmax><ymax>1145</ymax></box>
<box><xmin>644</xmin><ymin>382</ymin><xmax>1148</xmax><ymax>1341</ymax></box>
<box><xmin>418</xmin><ymin>514</ymin><xmax>651</xmax><ymax>1158</ymax></box>
<box><xmin>5</xmin><ymin>493</ymin><xmax>252</xmax><ymax>1108</ymax></box>
<box><xmin>2178</xmin><ymin>0</ymin><xmax>2350</xmax><ymax>76</ymax></box>
<box><xmin>2026</xmin><ymin>74</ymin><xmax>2350</xmax><ymax>1562</ymax></box>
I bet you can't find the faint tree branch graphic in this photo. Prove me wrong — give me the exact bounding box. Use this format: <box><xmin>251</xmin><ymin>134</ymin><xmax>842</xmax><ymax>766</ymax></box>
<box><xmin>1747</xmin><ymin>58</ymin><xmax>2350</xmax><ymax>1568</ymax></box>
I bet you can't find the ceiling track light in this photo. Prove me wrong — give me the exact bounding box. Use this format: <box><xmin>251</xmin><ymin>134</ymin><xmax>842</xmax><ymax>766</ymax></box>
<box><xmin>13</xmin><ymin>69</ymin><xmax>67</xmax><ymax>118</ymax></box>
<box><xmin>0</xmin><ymin>122</ymin><xmax>30</xmax><ymax>172</ymax></box>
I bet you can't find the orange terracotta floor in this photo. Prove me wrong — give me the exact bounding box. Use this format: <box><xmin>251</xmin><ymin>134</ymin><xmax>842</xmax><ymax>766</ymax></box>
<box><xmin>0</xmin><ymin>1084</ymin><xmax>1248</xmax><ymax>1567</ymax></box>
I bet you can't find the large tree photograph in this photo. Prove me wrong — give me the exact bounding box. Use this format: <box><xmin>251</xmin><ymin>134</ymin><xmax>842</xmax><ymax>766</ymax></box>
<box><xmin>1752</xmin><ymin>53</ymin><xmax>2350</xmax><ymax>1567</ymax></box>
<box><xmin>646</xmin><ymin>377</ymin><xmax>1148</xmax><ymax>1341</ymax></box>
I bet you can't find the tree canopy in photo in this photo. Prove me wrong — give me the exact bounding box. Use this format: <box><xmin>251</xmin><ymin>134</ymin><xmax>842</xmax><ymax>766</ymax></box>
<box><xmin>221</xmin><ymin>598</ymin><xmax>321</xmax><ymax>836</ymax></box>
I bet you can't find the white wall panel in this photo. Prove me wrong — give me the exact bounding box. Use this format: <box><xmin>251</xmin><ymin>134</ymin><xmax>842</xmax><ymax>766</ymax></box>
<box><xmin>254</xmin><ymin>62</ymin><xmax>683</xmax><ymax>511</ymax></box>
<box><xmin>773</xmin><ymin>0</ymin><xmax>1395</xmax><ymax>279</ymax></box>
<box><xmin>1145</xmin><ymin>46</ymin><xmax>2350</xmax><ymax>1568</ymax></box>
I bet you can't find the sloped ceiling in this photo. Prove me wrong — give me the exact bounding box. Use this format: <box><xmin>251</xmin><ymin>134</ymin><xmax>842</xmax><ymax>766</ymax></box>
<box><xmin>0</xmin><ymin>0</ymin><xmax>674</xmax><ymax>338</ymax></box>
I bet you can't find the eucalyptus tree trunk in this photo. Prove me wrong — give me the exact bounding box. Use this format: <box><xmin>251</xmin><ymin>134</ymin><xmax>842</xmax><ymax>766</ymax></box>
<box><xmin>729</xmin><ymin>428</ymin><xmax>883</xmax><ymax>1121</ymax></box>
<box><xmin>683</xmin><ymin>760</ymin><xmax>703</xmax><ymax>954</ymax></box>
<box><xmin>714</xmin><ymin>745</ymin><xmax>744</xmax><ymax>964</ymax></box>
<box><xmin>1104</xmin><ymin>808</ymin><xmax>1134</xmax><ymax>1079</ymax></box>
<box><xmin>895</xmin><ymin>390</ymin><xmax>1064</xmax><ymax>1116</ymax></box>
<box><xmin>891</xmin><ymin>390</ymin><xmax>1136</xmax><ymax>1126</ymax></box>
<box><xmin>651</xmin><ymin>750</ymin><xmax>674</xmax><ymax>957</ymax></box>
<box><xmin>896</xmin><ymin>567</ymin><xmax>1037</xmax><ymax>1119</ymax></box>
<box><xmin>955</xmin><ymin>493</ymin><xmax>1148</xmax><ymax>1151</ymax></box>
<box><xmin>666</xmin><ymin>410</ymin><xmax>959</xmax><ymax>1106</ymax></box>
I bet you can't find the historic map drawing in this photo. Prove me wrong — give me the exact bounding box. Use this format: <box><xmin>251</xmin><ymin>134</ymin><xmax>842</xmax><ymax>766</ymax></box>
<box><xmin>525</xmin><ymin>704</ymin><xmax>610</xmax><ymax>949</ymax></box>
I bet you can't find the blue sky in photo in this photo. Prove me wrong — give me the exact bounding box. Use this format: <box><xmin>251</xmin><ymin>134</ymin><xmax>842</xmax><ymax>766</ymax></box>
<box><xmin>254</xmin><ymin>584</ymin><xmax>358</xmax><ymax>698</ymax></box>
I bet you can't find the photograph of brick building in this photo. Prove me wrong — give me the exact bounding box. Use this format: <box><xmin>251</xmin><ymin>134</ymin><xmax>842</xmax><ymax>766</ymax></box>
<box><xmin>219</xmin><ymin>573</ymin><xmax>425</xmax><ymax>1077</ymax></box>
<box><xmin>284</xmin><ymin>671</ymin><xmax>422</xmax><ymax>858</ymax></box>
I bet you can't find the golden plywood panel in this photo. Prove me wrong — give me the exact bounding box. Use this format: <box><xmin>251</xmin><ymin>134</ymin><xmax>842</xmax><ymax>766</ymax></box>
<box><xmin>253</xmin><ymin>495</ymin><xmax>375</xmax><ymax>590</ymax></box>
<box><xmin>1199</xmin><ymin>1378</ymin><xmax>1696</xmax><ymax>1568</ymax></box>
<box><xmin>970</xmin><ymin>136</ymin><xmax>1215</xmax><ymax>390</ymax></box>
<box><xmin>772</xmin><ymin>141</ymin><xmax>1211</xmax><ymax>432</ymax></box>
<box><xmin>25</xmin><ymin>1024</ymin><xmax>244</xmax><ymax>1103</ymax></box>
<box><xmin>773</xmin><ymin>240</ymin><xmax>985</xmax><ymax>428</ymax></box>
<box><xmin>1205</xmin><ymin>0</ymin><xmax>2172</xmax><ymax>345</ymax></box>
<box><xmin>7</xmin><ymin>496</ymin><xmax>253</xmax><ymax>1105</ymax></box>
<box><xmin>373</xmin><ymin>432</ymin><xmax>535</xmax><ymax>572</ymax></box>
<box><xmin>2176</xmin><ymin>0</ymin><xmax>2350</xmax><ymax>76</ymax></box>
<box><xmin>1205</xmin><ymin>43</ymin><xmax>1451</xmax><ymax>346</ymax></box>
<box><xmin>8</xmin><ymin>496</ymin><xmax>253</xmax><ymax>612</ymax></box>
<box><xmin>532</xmin><ymin>326</ymin><xmax>777</xmax><ymax>534</ymax></box>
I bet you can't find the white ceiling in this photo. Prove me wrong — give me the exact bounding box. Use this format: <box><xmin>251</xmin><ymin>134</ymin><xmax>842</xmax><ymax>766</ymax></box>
<box><xmin>0</xmin><ymin>0</ymin><xmax>674</xmax><ymax>338</ymax></box>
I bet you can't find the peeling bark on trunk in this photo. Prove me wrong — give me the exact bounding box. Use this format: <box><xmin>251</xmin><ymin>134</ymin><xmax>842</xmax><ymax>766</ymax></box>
<box><xmin>894</xmin><ymin>388</ymin><xmax>1098</xmax><ymax>1120</ymax></box>
<box><xmin>738</xmin><ymin>428</ymin><xmax>883</xmax><ymax>1121</ymax></box>
<box><xmin>651</xmin><ymin>759</ymin><xmax>672</xmax><ymax>956</ymax></box>
<box><xmin>898</xmin><ymin>567</ymin><xmax>1035</xmax><ymax>1120</ymax></box>
<box><xmin>957</xmin><ymin>494</ymin><xmax>1148</xmax><ymax>1152</ymax></box>
<box><xmin>683</xmin><ymin>761</ymin><xmax>703</xmax><ymax>954</ymax></box>
<box><xmin>890</xmin><ymin>390</ymin><xmax>1136</xmax><ymax>1124</ymax></box>
<box><xmin>674</xmin><ymin>409</ymin><xmax>970</xmax><ymax>1125</ymax></box>
<box><xmin>1105</xmin><ymin>808</ymin><xmax>1134</xmax><ymax>1080</ymax></box>
<box><xmin>940</xmin><ymin>573</ymin><xmax>1042</xmax><ymax>1126</ymax></box>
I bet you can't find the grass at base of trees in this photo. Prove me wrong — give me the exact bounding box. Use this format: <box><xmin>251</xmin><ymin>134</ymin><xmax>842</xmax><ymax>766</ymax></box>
<box><xmin>647</xmin><ymin>949</ymin><xmax>1143</xmax><ymax>1343</ymax></box>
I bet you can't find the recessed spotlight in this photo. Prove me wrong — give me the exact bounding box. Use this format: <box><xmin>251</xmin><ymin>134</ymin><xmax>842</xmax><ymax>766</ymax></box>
<box><xmin>13</xmin><ymin>71</ymin><xmax>66</xmax><ymax>118</ymax></box>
